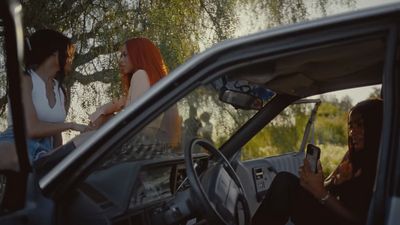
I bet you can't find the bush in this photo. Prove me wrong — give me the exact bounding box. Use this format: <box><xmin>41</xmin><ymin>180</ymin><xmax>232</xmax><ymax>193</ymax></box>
<box><xmin>319</xmin><ymin>144</ymin><xmax>347</xmax><ymax>176</ymax></box>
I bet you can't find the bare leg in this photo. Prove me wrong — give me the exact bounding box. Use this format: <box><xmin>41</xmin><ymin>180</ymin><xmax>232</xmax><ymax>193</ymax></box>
<box><xmin>0</xmin><ymin>142</ymin><xmax>20</xmax><ymax>171</ymax></box>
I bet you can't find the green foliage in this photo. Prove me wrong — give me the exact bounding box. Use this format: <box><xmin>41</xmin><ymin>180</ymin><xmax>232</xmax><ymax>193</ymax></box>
<box><xmin>242</xmin><ymin>103</ymin><xmax>310</xmax><ymax>160</ymax></box>
<box><xmin>0</xmin><ymin>0</ymin><xmax>356</xmax><ymax>139</ymax></box>
<box><xmin>315</xmin><ymin>102</ymin><xmax>348</xmax><ymax>146</ymax></box>
<box><xmin>240</xmin><ymin>0</ymin><xmax>355</xmax><ymax>34</ymax></box>
<box><xmin>242</xmin><ymin>98</ymin><xmax>351</xmax><ymax>172</ymax></box>
<box><xmin>369</xmin><ymin>87</ymin><xmax>381</xmax><ymax>99</ymax></box>
<box><xmin>319</xmin><ymin>144</ymin><xmax>347</xmax><ymax>176</ymax></box>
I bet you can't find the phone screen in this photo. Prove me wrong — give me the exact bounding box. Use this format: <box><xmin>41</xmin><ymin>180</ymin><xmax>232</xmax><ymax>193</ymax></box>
<box><xmin>306</xmin><ymin>144</ymin><xmax>321</xmax><ymax>173</ymax></box>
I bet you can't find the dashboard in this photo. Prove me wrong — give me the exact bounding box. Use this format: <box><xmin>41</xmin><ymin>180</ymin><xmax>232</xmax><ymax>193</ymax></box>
<box><xmin>65</xmin><ymin>155</ymin><xmax>209</xmax><ymax>225</ymax></box>
<box><xmin>129</xmin><ymin>157</ymin><xmax>208</xmax><ymax>209</ymax></box>
<box><xmin>130</xmin><ymin>165</ymin><xmax>173</xmax><ymax>208</ymax></box>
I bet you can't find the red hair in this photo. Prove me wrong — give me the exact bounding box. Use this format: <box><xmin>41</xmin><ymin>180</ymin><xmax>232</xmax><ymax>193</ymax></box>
<box><xmin>121</xmin><ymin>37</ymin><xmax>168</xmax><ymax>95</ymax></box>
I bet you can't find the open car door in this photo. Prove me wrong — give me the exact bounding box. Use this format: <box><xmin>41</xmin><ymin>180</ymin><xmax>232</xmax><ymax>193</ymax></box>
<box><xmin>0</xmin><ymin>0</ymin><xmax>54</xmax><ymax>224</ymax></box>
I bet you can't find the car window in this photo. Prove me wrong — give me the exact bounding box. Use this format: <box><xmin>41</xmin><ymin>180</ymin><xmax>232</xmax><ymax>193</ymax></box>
<box><xmin>242</xmin><ymin>85</ymin><xmax>381</xmax><ymax>173</ymax></box>
<box><xmin>94</xmin><ymin>79</ymin><xmax>271</xmax><ymax>169</ymax></box>
<box><xmin>76</xmin><ymin>77</ymin><xmax>273</xmax><ymax>212</ymax></box>
<box><xmin>242</xmin><ymin>101</ymin><xmax>316</xmax><ymax>160</ymax></box>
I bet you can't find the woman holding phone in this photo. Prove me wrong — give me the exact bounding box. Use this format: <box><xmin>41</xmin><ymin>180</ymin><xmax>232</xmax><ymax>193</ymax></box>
<box><xmin>252</xmin><ymin>98</ymin><xmax>383</xmax><ymax>225</ymax></box>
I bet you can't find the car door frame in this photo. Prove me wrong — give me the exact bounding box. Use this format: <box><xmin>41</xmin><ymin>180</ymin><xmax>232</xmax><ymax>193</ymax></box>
<box><xmin>367</xmin><ymin>21</ymin><xmax>400</xmax><ymax>225</ymax></box>
<box><xmin>0</xmin><ymin>1</ymin><xmax>57</xmax><ymax>224</ymax></box>
<box><xmin>0</xmin><ymin>0</ymin><xmax>30</xmax><ymax>210</ymax></box>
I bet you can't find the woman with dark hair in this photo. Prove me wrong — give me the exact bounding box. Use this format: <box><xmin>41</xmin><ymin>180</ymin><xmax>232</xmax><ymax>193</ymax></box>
<box><xmin>252</xmin><ymin>98</ymin><xmax>383</xmax><ymax>225</ymax></box>
<box><xmin>0</xmin><ymin>29</ymin><xmax>87</xmax><ymax>170</ymax></box>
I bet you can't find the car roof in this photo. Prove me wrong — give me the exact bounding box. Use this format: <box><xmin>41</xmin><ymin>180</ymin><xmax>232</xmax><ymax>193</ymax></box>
<box><xmin>230</xmin><ymin>35</ymin><xmax>385</xmax><ymax>97</ymax></box>
<box><xmin>197</xmin><ymin>3</ymin><xmax>400</xmax><ymax>98</ymax></box>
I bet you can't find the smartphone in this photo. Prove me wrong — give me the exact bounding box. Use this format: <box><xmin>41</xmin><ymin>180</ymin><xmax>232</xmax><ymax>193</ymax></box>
<box><xmin>306</xmin><ymin>144</ymin><xmax>321</xmax><ymax>173</ymax></box>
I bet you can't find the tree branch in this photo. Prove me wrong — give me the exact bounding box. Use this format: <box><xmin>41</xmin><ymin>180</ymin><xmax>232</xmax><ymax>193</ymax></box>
<box><xmin>70</xmin><ymin>69</ymin><xmax>118</xmax><ymax>85</ymax></box>
<box><xmin>199</xmin><ymin>0</ymin><xmax>225</xmax><ymax>41</ymax></box>
<box><xmin>73</xmin><ymin>42</ymin><xmax>120</xmax><ymax>66</ymax></box>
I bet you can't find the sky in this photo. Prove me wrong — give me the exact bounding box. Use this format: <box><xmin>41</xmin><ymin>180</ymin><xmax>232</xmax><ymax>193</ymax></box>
<box><xmin>319</xmin><ymin>85</ymin><xmax>381</xmax><ymax>104</ymax></box>
<box><xmin>357</xmin><ymin>0</ymin><xmax>400</xmax><ymax>8</ymax></box>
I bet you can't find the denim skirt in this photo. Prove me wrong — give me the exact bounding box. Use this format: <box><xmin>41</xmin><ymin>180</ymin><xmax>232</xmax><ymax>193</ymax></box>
<box><xmin>0</xmin><ymin>126</ymin><xmax>53</xmax><ymax>162</ymax></box>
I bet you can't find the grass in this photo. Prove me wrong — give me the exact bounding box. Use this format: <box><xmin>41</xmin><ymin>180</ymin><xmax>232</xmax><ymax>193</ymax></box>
<box><xmin>318</xmin><ymin>144</ymin><xmax>347</xmax><ymax>176</ymax></box>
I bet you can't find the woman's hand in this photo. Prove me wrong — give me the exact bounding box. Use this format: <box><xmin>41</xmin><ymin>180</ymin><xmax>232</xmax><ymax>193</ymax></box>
<box><xmin>69</xmin><ymin>122</ymin><xmax>89</xmax><ymax>133</ymax></box>
<box><xmin>89</xmin><ymin>106</ymin><xmax>106</xmax><ymax>122</ymax></box>
<box><xmin>89</xmin><ymin>97</ymin><xmax>125</xmax><ymax>123</ymax></box>
<box><xmin>300</xmin><ymin>159</ymin><xmax>362</xmax><ymax>223</ymax></box>
<box><xmin>88</xmin><ymin>114</ymin><xmax>114</xmax><ymax>130</ymax></box>
<box><xmin>299</xmin><ymin>159</ymin><xmax>327</xmax><ymax>199</ymax></box>
<box><xmin>333</xmin><ymin>160</ymin><xmax>362</xmax><ymax>185</ymax></box>
<box><xmin>113</xmin><ymin>96</ymin><xmax>126</xmax><ymax>110</ymax></box>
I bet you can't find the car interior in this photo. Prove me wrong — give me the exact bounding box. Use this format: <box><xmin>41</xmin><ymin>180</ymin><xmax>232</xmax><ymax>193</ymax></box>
<box><xmin>51</xmin><ymin>28</ymin><xmax>392</xmax><ymax>225</ymax></box>
<box><xmin>1</xmin><ymin>2</ymin><xmax>399</xmax><ymax>225</ymax></box>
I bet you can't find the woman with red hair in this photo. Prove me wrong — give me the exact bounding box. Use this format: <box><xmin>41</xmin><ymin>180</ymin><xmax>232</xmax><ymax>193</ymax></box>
<box><xmin>120</xmin><ymin>37</ymin><xmax>168</xmax><ymax>99</ymax></box>
<box><xmin>88</xmin><ymin>37</ymin><xmax>181</xmax><ymax>145</ymax></box>
<box><xmin>89</xmin><ymin>37</ymin><xmax>168</xmax><ymax>123</ymax></box>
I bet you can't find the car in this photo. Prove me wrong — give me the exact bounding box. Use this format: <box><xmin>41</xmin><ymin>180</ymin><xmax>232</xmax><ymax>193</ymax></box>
<box><xmin>0</xmin><ymin>0</ymin><xmax>399</xmax><ymax>225</ymax></box>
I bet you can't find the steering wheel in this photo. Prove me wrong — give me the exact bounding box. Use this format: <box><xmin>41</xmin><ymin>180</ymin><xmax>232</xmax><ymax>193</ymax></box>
<box><xmin>184</xmin><ymin>138</ymin><xmax>251</xmax><ymax>225</ymax></box>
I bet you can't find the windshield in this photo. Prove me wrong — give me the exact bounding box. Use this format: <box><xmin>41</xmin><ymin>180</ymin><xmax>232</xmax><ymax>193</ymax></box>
<box><xmin>242</xmin><ymin>101</ymin><xmax>319</xmax><ymax>160</ymax></box>
<box><xmin>97</xmin><ymin>77</ymin><xmax>275</xmax><ymax>168</ymax></box>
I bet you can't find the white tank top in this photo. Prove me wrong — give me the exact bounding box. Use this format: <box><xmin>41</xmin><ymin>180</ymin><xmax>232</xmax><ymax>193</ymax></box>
<box><xmin>7</xmin><ymin>70</ymin><xmax>67</xmax><ymax>125</ymax></box>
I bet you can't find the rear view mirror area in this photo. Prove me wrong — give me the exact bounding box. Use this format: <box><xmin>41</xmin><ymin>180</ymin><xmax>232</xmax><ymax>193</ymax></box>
<box><xmin>215</xmin><ymin>77</ymin><xmax>275</xmax><ymax>110</ymax></box>
<box><xmin>220</xmin><ymin>89</ymin><xmax>263</xmax><ymax>110</ymax></box>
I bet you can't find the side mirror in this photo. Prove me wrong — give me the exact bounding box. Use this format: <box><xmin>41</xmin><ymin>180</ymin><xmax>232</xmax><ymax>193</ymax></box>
<box><xmin>219</xmin><ymin>89</ymin><xmax>263</xmax><ymax>110</ymax></box>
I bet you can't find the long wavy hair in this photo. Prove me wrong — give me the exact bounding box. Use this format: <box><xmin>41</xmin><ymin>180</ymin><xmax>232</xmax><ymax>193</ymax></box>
<box><xmin>120</xmin><ymin>37</ymin><xmax>168</xmax><ymax>95</ymax></box>
<box><xmin>25</xmin><ymin>29</ymin><xmax>75</xmax><ymax>110</ymax></box>
<box><xmin>25</xmin><ymin>29</ymin><xmax>74</xmax><ymax>86</ymax></box>
<box><xmin>348</xmin><ymin>98</ymin><xmax>383</xmax><ymax>180</ymax></box>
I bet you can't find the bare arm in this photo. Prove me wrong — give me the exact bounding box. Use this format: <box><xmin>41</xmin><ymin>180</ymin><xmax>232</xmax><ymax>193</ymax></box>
<box><xmin>88</xmin><ymin>70</ymin><xmax>151</xmax><ymax>127</ymax></box>
<box><xmin>299</xmin><ymin>159</ymin><xmax>361</xmax><ymax>224</ymax></box>
<box><xmin>88</xmin><ymin>97</ymin><xmax>125</xmax><ymax>123</ymax></box>
<box><xmin>21</xmin><ymin>74</ymin><xmax>87</xmax><ymax>138</ymax></box>
<box><xmin>125</xmin><ymin>70</ymin><xmax>151</xmax><ymax>106</ymax></box>
<box><xmin>90</xmin><ymin>69</ymin><xmax>151</xmax><ymax>123</ymax></box>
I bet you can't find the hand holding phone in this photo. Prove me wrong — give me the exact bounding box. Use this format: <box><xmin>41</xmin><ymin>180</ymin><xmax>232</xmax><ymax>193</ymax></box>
<box><xmin>306</xmin><ymin>144</ymin><xmax>321</xmax><ymax>173</ymax></box>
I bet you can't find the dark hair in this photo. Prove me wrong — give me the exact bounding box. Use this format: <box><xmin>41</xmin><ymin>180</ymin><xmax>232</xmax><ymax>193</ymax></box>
<box><xmin>24</xmin><ymin>29</ymin><xmax>74</xmax><ymax>88</ymax></box>
<box><xmin>25</xmin><ymin>29</ymin><xmax>74</xmax><ymax>111</ymax></box>
<box><xmin>348</xmin><ymin>98</ymin><xmax>383</xmax><ymax>179</ymax></box>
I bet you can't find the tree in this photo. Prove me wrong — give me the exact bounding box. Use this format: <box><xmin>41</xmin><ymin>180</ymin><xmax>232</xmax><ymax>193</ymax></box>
<box><xmin>0</xmin><ymin>0</ymin><xmax>356</xmax><ymax>136</ymax></box>
<box><xmin>2</xmin><ymin>0</ymin><xmax>240</xmax><ymax>132</ymax></box>
<box><xmin>339</xmin><ymin>95</ymin><xmax>353</xmax><ymax>112</ymax></box>
<box><xmin>315</xmin><ymin>101</ymin><xmax>347</xmax><ymax>145</ymax></box>
<box><xmin>369</xmin><ymin>86</ymin><xmax>381</xmax><ymax>99</ymax></box>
